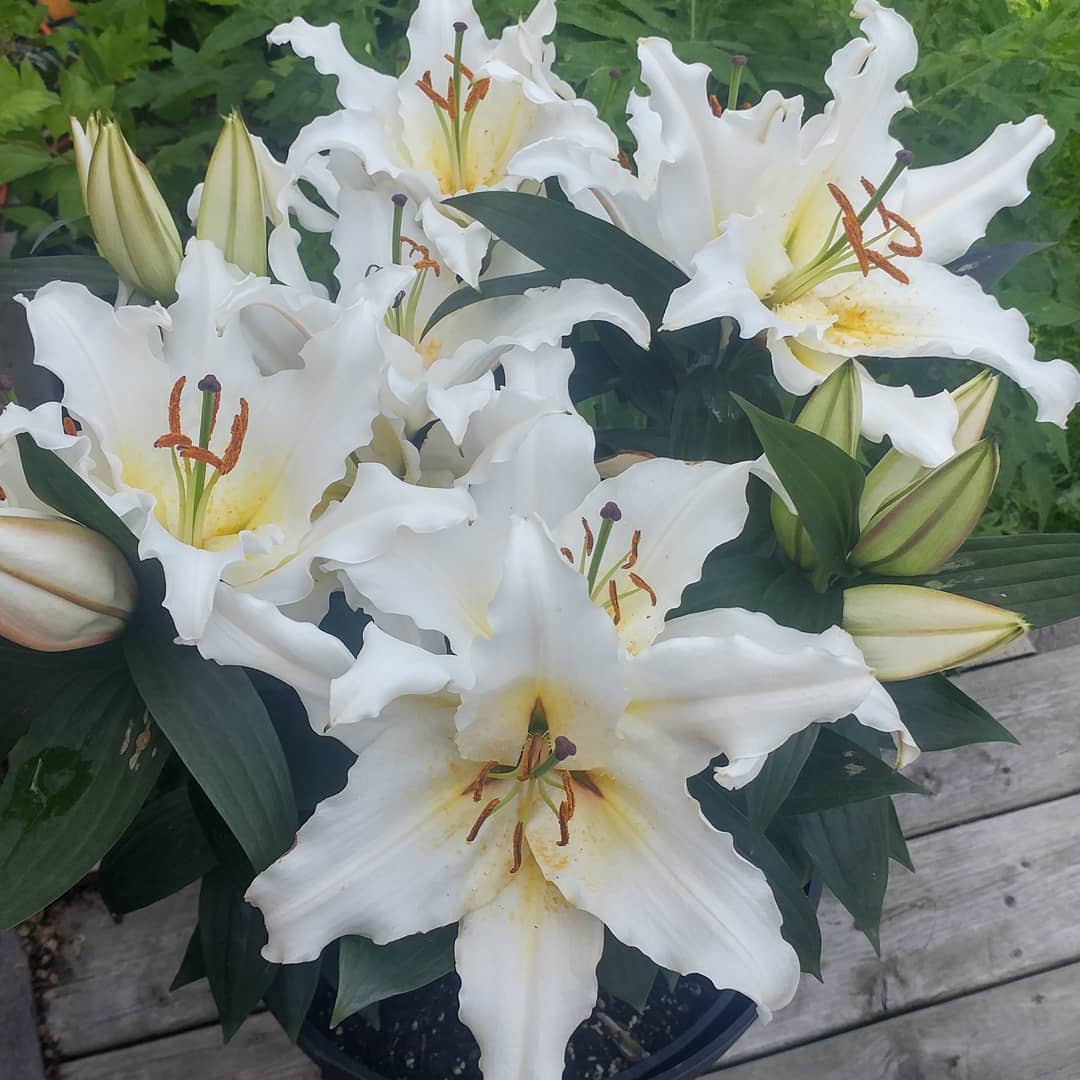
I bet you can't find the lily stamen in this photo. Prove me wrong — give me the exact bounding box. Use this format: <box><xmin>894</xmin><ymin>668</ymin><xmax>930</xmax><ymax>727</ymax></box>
<box><xmin>557</xmin><ymin>801</ymin><xmax>571</xmax><ymax>846</ymax></box>
<box><xmin>608</xmin><ymin>579</ymin><xmax>622</xmax><ymax>624</ymax></box>
<box><xmin>466</xmin><ymin>797</ymin><xmax>502</xmax><ymax>842</ymax></box>
<box><xmin>629</xmin><ymin>572</ymin><xmax>657</xmax><ymax>606</ymax></box>
<box><xmin>511</xmin><ymin>821</ymin><xmax>524</xmax><ymax>873</ymax></box>
<box><xmin>622</xmin><ymin>529</ymin><xmax>641</xmax><ymax>569</ymax></box>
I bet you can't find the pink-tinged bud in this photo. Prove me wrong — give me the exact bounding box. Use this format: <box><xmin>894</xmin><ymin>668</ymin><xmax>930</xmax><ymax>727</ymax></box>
<box><xmin>842</xmin><ymin>584</ymin><xmax>1028</xmax><ymax>681</ymax></box>
<box><xmin>0</xmin><ymin>511</ymin><xmax>137</xmax><ymax>652</ymax></box>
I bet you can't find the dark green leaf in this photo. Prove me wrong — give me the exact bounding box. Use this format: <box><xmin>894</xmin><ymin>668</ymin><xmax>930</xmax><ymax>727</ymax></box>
<box><xmin>676</xmin><ymin>553</ymin><xmax>784</xmax><ymax>617</ymax></box>
<box><xmin>0</xmin><ymin>670</ymin><xmax>167</xmax><ymax>929</ymax></box>
<box><xmin>886</xmin><ymin>674</ymin><xmax>1018</xmax><ymax>752</ymax></box>
<box><xmin>422</xmin><ymin>270</ymin><xmax>561</xmax><ymax>338</ymax></box>
<box><xmin>445</xmin><ymin>191</ymin><xmax>688</xmax><ymax>333</ymax></box>
<box><xmin>99</xmin><ymin>785</ymin><xmax>217</xmax><ymax>916</ymax></box>
<box><xmin>734</xmin><ymin>397</ymin><xmax>864</xmax><ymax>576</ymax></box>
<box><xmin>333</xmin><ymin>927</ymin><xmax>457</xmax><ymax>1026</ymax></box>
<box><xmin>0</xmin><ymin>256</ymin><xmax>117</xmax><ymax>301</ymax></box>
<box><xmin>874</xmin><ymin>533</ymin><xmax>1080</xmax><ymax>628</ymax></box>
<box><xmin>759</xmin><ymin>570</ymin><xmax>843</xmax><ymax>634</ymax></box>
<box><xmin>886</xmin><ymin>800</ymin><xmax>915</xmax><ymax>873</ymax></box>
<box><xmin>779</xmin><ymin>728</ymin><xmax>925</xmax><ymax>816</ymax></box>
<box><xmin>200</xmin><ymin>857</ymin><xmax>277</xmax><ymax>1041</ymax></box>
<box><xmin>949</xmin><ymin>242</ymin><xmax>1054</xmax><ymax>290</ymax></box>
<box><xmin>124</xmin><ymin>627</ymin><xmax>297</xmax><ymax>874</ymax></box>
<box><xmin>688</xmin><ymin>774</ymin><xmax>821</xmax><ymax>977</ymax></box>
<box><xmin>596</xmin><ymin>931</ymin><xmax>659</xmax><ymax>1012</ymax></box>
<box><xmin>170</xmin><ymin>926</ymin><xmax>206</xmax><ymax>991</ymax></box>
<box><xmin>796</xmin><ymin>800</ymin><xmax>891</xmax><ymax>952</ymax></box>
<box><xmin>265</xmin><ymin>958</ymin><xmax>322</xmax><ymax>1042</ymax></box>
<box><xmin>745</xmin><ymin>727</ymin><xmax>821</xmax><ymax>840</ymax></box>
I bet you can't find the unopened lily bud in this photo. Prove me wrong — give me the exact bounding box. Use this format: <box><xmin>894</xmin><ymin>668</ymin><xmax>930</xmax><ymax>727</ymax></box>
<box><xmin>772</xmin><ymin>361</ymin><xmax>862</xmax><ymax>574</ymax></box>
<box><xmin>860</xmin><ymin>371</ymin><xmax>999</xmax><ymax>527</ymax></box>
<box><xmin>850</xmin><ymin>439</ymin><xmax>999</xmax><ymax>576</ymax></box>
<box><xmin>0</xmin><ymin>511</ymin><xmax>137</xmax><ymax>652</ymax></box>
<box><xmin>196</xmin><ymin>111</ymin><xmax>269</xmax><ymax>277</ymax></box>
<box><xmin>842</xmin><ymin>584</ymin><xmax>1028</xmax><ymax>681</ymax></box>
<box><xmin>75</xmin><ymin>113</ymin><xmax>183</xmax><ymax>303</ymax></box>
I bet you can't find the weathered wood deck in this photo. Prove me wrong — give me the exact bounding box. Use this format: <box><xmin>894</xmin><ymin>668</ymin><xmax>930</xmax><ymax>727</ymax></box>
<box><xmin>5</xmin><ymin>627</ymin><xmax>1080</xmax><ymax>1080</ymax></box>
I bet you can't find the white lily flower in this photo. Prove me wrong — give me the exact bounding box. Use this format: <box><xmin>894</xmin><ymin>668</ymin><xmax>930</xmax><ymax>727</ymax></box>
<box><xmin>268</xmin><ymin>0</ymin><xmax>622</xmax><ymax>285</ymax></box>
<box><xmin>601</xmin><ymin>1</ymin><xmax>1079</xmax><ymax>465</ymax></box>
<box><xmin>326</xmin><ymin>184</ymin><xmax>649</xmax><ymax>440</ymax></box>
<box><xmin>16</xmin><ymin>240</ymin><xmax>474</xmax><ymax>649</ymax></box>
<box><xmin>244</xmin><ymin>418</ymin><xmax>917</xmax><ymax>1077</ymax></box>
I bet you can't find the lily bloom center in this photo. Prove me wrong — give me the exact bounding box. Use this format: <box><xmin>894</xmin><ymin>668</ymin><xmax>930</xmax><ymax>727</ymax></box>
<box><xmin>153</xmin><ymin>374</ymin><xmax>251</xmax><ymax>548</ymax></box>
<box><xmin>464</xmin><ymin>697</ymin><xmax>600</xmax><ymax>873</ymax></box>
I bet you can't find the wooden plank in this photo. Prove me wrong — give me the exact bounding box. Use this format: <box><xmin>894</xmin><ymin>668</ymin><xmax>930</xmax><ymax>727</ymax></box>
<box><xmin>711</xmin><ymin>961</ymin><xmax>1080</xmax><ymax>1079</ymax></box>
<box><xmin>1031</xmin><ymin>616</ymin><xmax>1080</xmax><ymax>653</ymax></box>
<box><xmin>717</xmin><ymin>793</ymin><xmax>1080</xmax><ymax>1065</ymax></box>
<box><xmin>899</xmin><ymin>643</ymin><xmax>1080</xmax><ymax>837</ymax></box>
<box><xmin>58</xmin><ymin>1011</ymin><xmax>319</xmax><ymax>1080</ymax></box>
<box><xmin>1</xmin><ymin>930</ymin><xmax>46</xmax><ymax>1080</ymax></box>
<box><xmin>44</xmin><ymin>885</ymin><xmax>218</xmax><ymax>1059</ymax></box>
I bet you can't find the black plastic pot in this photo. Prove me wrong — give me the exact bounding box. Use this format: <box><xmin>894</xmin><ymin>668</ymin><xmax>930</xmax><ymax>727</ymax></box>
<box><xmin>296</xmin><ymin>879</ymin><xmax>822</xmax><ymax>1080</ymax></box>
<box><xmin>298</xmin><ymin>984</ymin><xmax>756</xmax><ymax>1080</ymax></box>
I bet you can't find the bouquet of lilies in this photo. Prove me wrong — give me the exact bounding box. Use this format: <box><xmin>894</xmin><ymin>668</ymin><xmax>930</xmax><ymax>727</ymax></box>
<box><xmin>2</xmin><ymin>1</ymin><xmax>1079</xmax><ymax>1077</ymax></box>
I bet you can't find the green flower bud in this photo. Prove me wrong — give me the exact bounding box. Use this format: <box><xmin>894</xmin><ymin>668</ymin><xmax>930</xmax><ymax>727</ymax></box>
<box><xmin>74</xmin><ymin>113</ymin><xmax>183</xmax><ymax>303</ymax></box>
<box><xmin>196</xmin><ymin>111</ymin><xmax>269</xmax><ymax>277</ymax></box>
<box><xmin>850</xmin><ymin>439</ymin><xmax>999</xmax><ymax>576</ymax></box>
<box><xmin>772</xmin><ymin>361</ymin><xmax>862</xmax><ymax>577</ymax></box>
<box><xmin>843</xmin><ymin>584</ymin><xmax>1028</xmax><ymax>681</ymax></box>
<box><xmin>0</xmin><ymin>511</ymin><xmax>137</xmax><ymax>652</ymax></box>
<box><xmin>860</xmin><ymin>371</ymin><xmax>999</xmax><ymax>527</ymax></box>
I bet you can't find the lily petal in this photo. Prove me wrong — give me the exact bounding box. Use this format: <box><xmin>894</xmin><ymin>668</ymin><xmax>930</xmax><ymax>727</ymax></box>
<box><xmin>903</xmin><ymin>116</ymin><xmax>1054</xmax><ymax>265</ymax></box>
<box><xmin>456</xmin><ymin>854</ymin><xmax>603</xmax><ymax>1080</ymax></box>
<box><xmin>528</xmin><ymin>727</ymin><xmax>799</xmax><ymax>1017</ymax></box>
<box><xmin>625</xmin><ymin>607</ymin><xmax>876</xmax><ymax>781</ymax></box>
<box><xmin>247</xmin><ymin>706</ymin><xmax>515</xmax><ymax>963</ymax></box>
<box><xmin>455</xmin><ymin>516</ymin><xmax>627</xmax><ymax>769</ymax></box>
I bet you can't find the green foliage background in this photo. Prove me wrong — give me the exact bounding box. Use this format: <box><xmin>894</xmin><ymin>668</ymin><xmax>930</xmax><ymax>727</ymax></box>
<box><xmin>1</xmin><ymin>0</ymin><xmax>1078</xmax><ymax>529</ymax></box>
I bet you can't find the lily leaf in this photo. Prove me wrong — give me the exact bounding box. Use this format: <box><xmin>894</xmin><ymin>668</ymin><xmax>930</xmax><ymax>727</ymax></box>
<box><xmin>744</xmin><ymin>726</ymin><xmax>821</xmax><ymax>841</ymax></box>
<box><xmin>333</xmin><ymin>927</ymin><xmax>457</xmax><ymax>1026</ymax></box>
<box><xmin>597</xmin><ymin>930</ymin><xmax>659</xmax><ymax>1012</ymax></box>
<box><xmin>422</xmin><ymin>270</ymin><xmax>560</xmax><ymax>338</ymax></box>
<box><xmin>796</xmin><ymin>800</ymin><xmax>891</xmax><ymax>953</ymax></box>
<box><xmin>0</xmin><ymin>255</ymin><xmax>117</xmax><ymax>302</ymax></box>
<box><xmin>779</xmin><ymin>728</ymin><xmax>925</xmax><ymax>816</ymax></box>
<box><xmin>0</xmin><ymin>668</ymin><xmax>167</xmax><ymax>930</ymax></box>
<box><xmin>886</xmin><ymin>674</ymin><xmax>1018</xmax><ymax>751</ymax></box>
<box><xmin>734</xmin><ymin>397</ymin><xmax>864</xmax><ymax>576</ymax></box>
<box><xmin>265</xmin><ymin>958</ymin><xmax>322</xmax><ymax>1043</ymax></box>
<box><xmin>99</xmin><ymin>784</ymin><xmax>218</xmax><ymax>915</ymax></box>
<box><xmin>125</xmin><ymin>622</ymin><xmax>297</xmax><ymax>874</ymax></box>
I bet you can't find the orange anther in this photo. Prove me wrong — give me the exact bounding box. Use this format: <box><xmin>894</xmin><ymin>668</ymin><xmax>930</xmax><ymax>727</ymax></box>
<box><xmin>865</xmin><ymin>249</ymin><xmax>911</xmax><ymax>285</ymax></box>
<box><xmin>608</xmin><ymin>579</ymin><xmax>621</xmax><ymax>625</ymax></box>
<box><xmin>445</xmin><ymin>75</ymin><xmax>457</xmax><ymax>117</ymax></box>
<box><xmin>62</xmin><ymin>415</ymin><xmax>81</xmax><ymax>437</ymax></box>
<box><xmin>464</xmin><ymin>77</ymin><xmax>490</xmax><ymax>113</ymax></box>
<box><xmin>621</xmin><ymin>529</ymin><xmax>641</xmax><ymax>569</ymax></box>
<box><xmin>557</xmin><ymin>802</ymin><xmax>571</xmax><ymax>846</ymax></box>
<box><xmin>510</xmin><ymin>820</ymin><xmax>524</xmax><ymax>873</ymax></box>
<box><xmin>629</xmin><ymin>572</ymin><xmax>657</xmax><ymax>606</ymax></box>
<box><xmin>167</xmin><ymin>376</ymin><xmax>186</xmax><ymax>437</ymax></box>
<box><xmin>560</xmin><ymin>546</ymin><xmax>575</xmax><ymax>563</ymax></box>
<box><xmin>581</xmin><ymin>517</ymin><xmax>594</xmax><ymax>557</ymax></box>
<box><xmin>178</xmin><ymin>445</ymin><xmax>225</xmax><ymax>471</ymax></box>
<box><xmin>561</xmin><ymin>770</ymin><xmax>575</xmax><ymax>819</ymax></box>
<box><xmin>843</xmin><ymin>216</ymin><xmax>870</xmax><ymax>276</ymax></box>
<box><xmin>617</xmin><ymin>149</ymin><xmax>632</xmax><ymax>172</ymax></box>
<box><xmin>416</xmin><ymin>71</ymin><xmax>451</xmax><ymax>111</ymax></box>
<box><xmin>467</xmin><ymin>761</ymin><xmax>499</xmax><ymax>802</ymax></box>
<box><xmin>884</xmin><ymin>210</ymin><xmax>922</xmax><ymax>259</ymax></box>
<box><xmin>859</xmin><ymin>177</ymin><xmax>891</xmax><ymax>230</ymax></box>
<box><xmin>219</xmin><ymin>398</ymin><xmax>249</xmax><ymax>475</ymax></box>
<box><xmin>153</xmin><ymin>433</ymin><xmax>193</xmax><ymax>450</ymax></box>
<box><xmin>443</xmin><ymin>54</ymin><xmax>476</xmax><ymax>82</ymax></box>
<box><xmin>466</xmin><ymin>797</ymin><xmax>501</xmax><ymax>842</ymax></box>
<box><xmin>709</xmin><ymin>94</ymin><xmax>723</xmax><ymax>118</ymax></box>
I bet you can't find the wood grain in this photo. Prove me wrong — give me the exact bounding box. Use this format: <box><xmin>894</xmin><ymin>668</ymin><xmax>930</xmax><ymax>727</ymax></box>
<box><xmin>711</xmin><ymin>961</ymin><xmax>1080</xmax><ymax>1080</ymax></box>
<box><xmin>43</xmin><ymin>885</ymin><xmax>217</xmax><ymax>1059</ymax></box>
<box><xmin>58</xmin><ymin>1011</ymin><xmax>319</xmax><ymax>1080</ymax></box>
<box><xmin>718</xmin><ymin>793</ymin><xmax>1080</xmax><ymax>1065</ymax></box>
<box><xmin>1</xmin><ymin>931</ymin><xmax>45</xmax><ymax>1080</ymax></box>
<box><xmin>899</xmin><ymin>643</ymin><xmax>1080</xmax><ymax>837</ymax></box>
